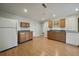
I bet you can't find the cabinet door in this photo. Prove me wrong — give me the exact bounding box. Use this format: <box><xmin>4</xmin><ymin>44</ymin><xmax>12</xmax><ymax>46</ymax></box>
<box><xmin>55</xmin><ymin>32</ymin><xmax>65</xmax><ymax>42</ymax></box>
<box><xmin>48</xmin><ymin>20</ymin><xmax>52</xmax><ymax>28</ymax></box>
<box><xmin>25</xmin><ymin>32</ymin><xmax>30</xmax><ymax>40</ymax></box>
<box><xmin>18</xmin><ymin>32</ymin><xmax>26</xmax><ymax>43</ymax></box>
<box><xmin>48</xmin><ymin>32</ymin><xmax>56</xmax><ymax>40</ymax></box>
<box><xmin>47</xmin><ymin>32</ymin><xmax>52</xmax><ymax>39</ymax></box>
<box><xmin>29</xmin><ymin>31</ymin><xmax>33</xmax><ymax>40</ymax></box>
<box><xmin>59</xmin><ymin>19</ymin><xmax>65</xmax><ymax>28</ymax></box>
<box><xmin>20</xmin><ymin>22</ymin><xmax>30</xmax><ymax>28</ymax></box>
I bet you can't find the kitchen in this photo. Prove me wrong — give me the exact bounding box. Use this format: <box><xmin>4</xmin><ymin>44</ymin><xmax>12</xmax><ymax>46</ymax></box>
<box><xmin>0</xmin><ymin>3</ymin><xmax>79</xmax><ymax>56</ymax></box>
<box><xmin>46</xmin><ymin>16</ymin><xmax>79</xmax><ymax>46</ymax></box>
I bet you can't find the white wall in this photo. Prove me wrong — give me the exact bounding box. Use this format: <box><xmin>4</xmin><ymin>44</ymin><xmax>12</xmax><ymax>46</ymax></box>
<box><xmin>0</xmin><ymin>11</ymin><xmax>42</xmax><ymax>37</ymax></box>
<box><xmin>42</xmin><ymin>21</ymin><xmax>49</xmax><ymax>37</ymax></box>
<box><xmin>17</xmin><ymin>19</ymin><xmax>42</xmax><ymax>37</ymax></box>
<box><xmin>43</xmin><ymin>16</ymin><xmax>78</xmax><ymax>37</ymax></box>
<box><xmin>65</xmin><ymin>16</ymin><xmax>78</xmax><ymax>31</ymax></box>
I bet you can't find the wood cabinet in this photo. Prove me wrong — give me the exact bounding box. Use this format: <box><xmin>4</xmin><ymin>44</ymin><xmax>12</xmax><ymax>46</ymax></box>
<box><xmin>29</xmin><ymin>31</ymin><xmax>33</xmax><ymax>40</ymax></box>
<box><xmin>18</xmin><ymin>31</ymin><xmax>33</xmax><ymax>43</ymax></box>
<box><xmin>48</xmin><ymin>20</ymin><xmax>52</xmax><ymax>28</ymax></box>
<box><xmin>18</xmin><ymin>32</ymin><xmax>26</xmax><ymax>43</ymax></box>
<box><xmin>20</xmin><ymin>22</ymin><xmax>30</xmax><ymax>28</ymax></box>
<box><xmin>47</xmin><ymin>31</ymin><xmax>66</xmax><ymax>43</ymax></box>
<box><xmin>59</xmin><ymin>19</ymin><xmax>65</xmax><ymax>28</ymax></box>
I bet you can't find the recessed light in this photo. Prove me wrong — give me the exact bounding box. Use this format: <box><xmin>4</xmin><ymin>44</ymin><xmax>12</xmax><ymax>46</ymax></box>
<box><xmin>75</xmin><ymin>8</ymin><xmax>78</xmax><ymax>11</ymax></box>
<box><xmin>53</xmin><ymin>14</ymin><xmax>56</xmax><ymax>18</ymax></box>
<box><xmin>24</xmin><ymin>9</ymin><xmax>28</xmax><ymax>13</ymax></box>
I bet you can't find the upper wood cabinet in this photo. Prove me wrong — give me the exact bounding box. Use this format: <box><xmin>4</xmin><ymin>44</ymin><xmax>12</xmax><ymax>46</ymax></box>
<box><xmin>59</xmin><ymin>19</ymin><xmax>65</xmax><ymax>28</ymax></box>
<box><xmin>20</xmin><ymin>22</ymin><xmax>30</xmax><ymax>28</ymax></box>
<box><xmin>48</xmin><ymin>20</ymin><xmax>53</xmax><ymax>28</ymax></box>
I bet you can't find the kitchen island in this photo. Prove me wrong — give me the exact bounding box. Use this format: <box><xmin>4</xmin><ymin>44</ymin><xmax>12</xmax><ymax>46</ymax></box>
<box><xmin>47</xmin><ymin>30</ymin><xmax>66</xmax><ymax>43</ymax></box>
<box><xmin>47</xmin><ymin>30</ymin><xmax>79</xmax><ymax>46</ymax></box>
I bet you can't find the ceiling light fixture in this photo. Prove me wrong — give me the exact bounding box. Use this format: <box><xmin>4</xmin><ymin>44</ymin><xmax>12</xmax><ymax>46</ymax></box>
<box><xmin>75</xmin><ymin>8</ymin><xmax>78</xmax><ymax>11</ymax></box>
<box><xmin>24</xmin><ymin>9</ymin><xmax>28</xmax><ymax>13</ymax></box>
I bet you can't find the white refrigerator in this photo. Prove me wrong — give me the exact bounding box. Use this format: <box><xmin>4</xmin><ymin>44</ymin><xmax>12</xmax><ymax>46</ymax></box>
<box><xmin>0</xmin><ymin>18</ymin><xmax>18</xmax><ymax>52</ymax></box>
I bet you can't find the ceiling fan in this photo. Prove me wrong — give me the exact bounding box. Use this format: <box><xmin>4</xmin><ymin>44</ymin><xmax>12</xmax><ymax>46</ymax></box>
<box><xmin>42</xmin><ymin>3</ymin><xmax>47</xmax><ymax>8</ymax></box>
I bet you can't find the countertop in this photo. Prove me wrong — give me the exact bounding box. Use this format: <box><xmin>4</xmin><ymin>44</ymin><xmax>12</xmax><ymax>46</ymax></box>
<box><xmin>18</xmin><ymin>30</ymin><xmax>31</xmax><ymax>32</ymax></box>
<box><xmin>48</xmin><ymin>30</ymin><xmax>65</xmax><ymax>32</ymax></box>
<box><xmin>48</xmin><ymin>30</ymin><xmax>79</xmax><ymax>33</ymax></box>
<box><xmin>66</xmin><ymin>30</ymin><xmax>79</xmax><ymax>33</ymax></box>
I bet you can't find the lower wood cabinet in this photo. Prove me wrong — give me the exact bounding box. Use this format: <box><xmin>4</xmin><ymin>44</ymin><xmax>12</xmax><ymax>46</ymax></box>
<box><xmin>29</xmin><ymin>31</ymin><xmax>33</xmax><ymax>40</ymax></box>
<box><xmin>18</xmin><ymin>31</ymin><xmax>33</xmax><ymax>44</ymax></box>
<box><xmin>48</xmin><ymin>31</ymin><xmax>66</xmax><ymax>43</ymax></box>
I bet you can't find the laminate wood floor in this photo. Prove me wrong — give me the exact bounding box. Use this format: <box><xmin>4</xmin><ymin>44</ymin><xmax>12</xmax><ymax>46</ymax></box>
<box><xmin>0</xmin><ymin>37</ymin><xmax>79</xmax><ymax>56</ymax></box>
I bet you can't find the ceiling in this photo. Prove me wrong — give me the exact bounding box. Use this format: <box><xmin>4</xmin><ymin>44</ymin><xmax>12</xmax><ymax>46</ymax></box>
<box><xmin>0</xmin><ymin>3</ymin><xmax>79</xmax><ymax>22</ymax></box>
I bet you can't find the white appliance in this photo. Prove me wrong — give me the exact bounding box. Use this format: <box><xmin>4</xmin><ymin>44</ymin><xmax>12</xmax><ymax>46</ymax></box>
<box><xmin>66</xmin><ymin>32</ymin><xmax>79</xmax><ymax>46</ymax></box>
<box><xmin>0</xmin><ymin>17</ymin><xmax>18</xmax><ymax>52</ymax></box>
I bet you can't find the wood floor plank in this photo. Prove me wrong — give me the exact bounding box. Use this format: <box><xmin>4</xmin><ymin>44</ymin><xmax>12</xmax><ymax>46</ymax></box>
<box><xmin>0</xmin><ymin>37</ymin><xmax>79</xmax><ymax>56</ymax></box>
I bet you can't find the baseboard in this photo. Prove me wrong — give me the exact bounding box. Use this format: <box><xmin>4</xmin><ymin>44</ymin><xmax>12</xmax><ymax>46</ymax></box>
<box><xmin>66</xmin><ymin>43</ymin><xmax>79</xmax><ymax>47</ymax></box>
<box><xmin>0</xmin><ymin>46</ymin><xmax>17</xmax><ymax>53</ymax></box>
<box><xmin>48</xmin><ymin>39</ymin><xmax>66</xmax><ymax>43</ymax></box>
